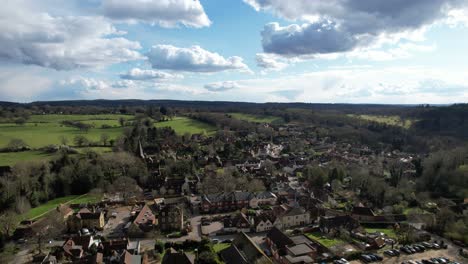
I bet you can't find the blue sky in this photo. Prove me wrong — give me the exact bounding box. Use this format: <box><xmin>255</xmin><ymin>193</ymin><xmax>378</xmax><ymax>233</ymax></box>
<box><xmin>0</xmin><ymin>0</ymin><xmax>468</xmax><ymax>103</ymax></box>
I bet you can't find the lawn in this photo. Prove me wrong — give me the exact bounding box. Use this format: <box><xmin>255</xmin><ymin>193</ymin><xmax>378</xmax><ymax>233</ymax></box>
<box><xmin>213</xmin><ymin>243</ymin><xmax>231</xmax><ymax>253</ymax></box>
<box><xmin>0</xmin><ymin>122</ymin><xmax>125</xmax><ymax>148</ymax></box>
<box><xmin>305</xmin><ymin>232</ymin><xmax>346</xmax><ymax>248</ymax></box>
<box><xmin>154</xmin><ymin>117</ymin><xmax>217</xmax><ymax>135</ymax></box>
<box><xmin>229</xmin><ymin>113</ymin><xmax>283</xmax><ymax>123</ymax></box>
<box><xmin>365</xmin><ymin>228</ymin><xmax>397</xmax><ymax>238</ymax></box>
<box><xmin>23</xmin><ymin>193</ymin><xmax>101</xmax><ymax>220</ymax></box>
<box><xmin>347</xmin><ymin>114</ymin><xmax>413</xmax><ymax>129</ymax></box>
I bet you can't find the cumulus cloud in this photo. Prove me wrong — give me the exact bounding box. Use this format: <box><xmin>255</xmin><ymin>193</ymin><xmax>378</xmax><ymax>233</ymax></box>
<box><xmin>256</xmin><ymin>53</ymin><xmax>289</xmax><ymax>70</ymax></box>
<box><xmin>0</xmin><ymin>1</ymin><xmax>142</xmax><ymax>70</ymax></box>
<box><xmin>102</xmin><ymin>0</ymin><xmax>211</xmax><ymax>28</ymax></box>
<box><xmin>120</xmin><ymin>68</ymin><xmax>182</xmax><ymax>81</ymax></box>
<box><xmin>204</xmin><ymin>81</ymin><xmax>240</xmax><ymax>92</ymax></box>
<box><xmin>146</xmin><ymin>45</ymin><xmax>250</xmax><ymax>73</ymax></box>
<box><xmin>247</xmin><ymin>0</ymin><xmax>468</xmax><ymax>56</ymax></box>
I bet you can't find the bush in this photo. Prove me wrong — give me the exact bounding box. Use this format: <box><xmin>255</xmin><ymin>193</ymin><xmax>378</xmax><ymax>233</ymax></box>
<box><xmin>155</xmin><ymin>240</ymin><xmax>164</xmax><ymax>253</ymax></box>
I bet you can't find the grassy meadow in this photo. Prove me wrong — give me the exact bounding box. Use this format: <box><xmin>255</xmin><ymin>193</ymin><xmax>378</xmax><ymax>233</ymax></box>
<box><xmin>23</xmin><ymin>193</ymin><xmax>102</xmax><ymax>220</ymax></box>
<box><xmin>155</xmin><ymin>116</ymin><xmax>217</xmax><ymax>135</ymax></box>
<box><xmin>229</xmin><ymin>113</ymin><xmax>283</xmax><ymax>123</ymax></box>
<box><xmin>347</xmin><ymin>114</ymin><xmax>413</xmax><ymax>128</ymax></box>
<box><xmin>0</xmin><ymin>114</ymin><xmax>133</xmax><ymax>149</ymax></box>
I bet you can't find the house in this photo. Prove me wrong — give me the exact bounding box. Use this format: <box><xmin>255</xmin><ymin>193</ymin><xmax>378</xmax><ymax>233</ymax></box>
<box><xmin>351</xmin><ymin>206</ymin><xmax>375</xmax><ymax>221</ymax></box>
<box><xmin>272</xmin><ymin>204</ymin><xmax>311</xmax><ymax>229</ymax></box>
<box><xmin>266</xmin><ymin>227</ymin><xmax>318</xmax><ymax>263</ymax></box>
<box><xmin>56</xmin><ymin>204</ymin><xmax>74</xmax><ymax>221</ymax></box>
<box><xmin>201</xmin><ymin>191</ymin><xmax>254</xmax><ymax>213</ymax></box>
<box><xmin>253</xmin><ymin>214</ymin><xmax>275</xmax><ymax>232</ymax></box>
<box><xmin>220</xmin><ymin>232</ymin><xmax>272</xmax><ymax>264</ymax></box>
<box><xmin>100</xmin><ymin>238</ymin><xmax>129</xmax><ymax>255</ymax></box>
<box><xmin>284</xmin><ymin>243</ymin><xmax>315</xmax><ymax>264</ymax></box>
<box><xmin>62</xmin><ymin>235</ymin><xmax>100</xmax><ymax>261</ymax></box>
<box><xmin>266</xmin><ymin>227</ymin><xmax>295</xmax><ymax>259</ymax></box>
<box><xmin>162</xmin><ymin>248</ymin><xmax>195</xmax><ymax>264</ymax></box>
<box><xmin>319</xmin><ymin>215</ymin><xmax>359</xmax><ymax>234</ymax></box>
<box><xmin>62</xmin><ymin>238</ymin><xmax>84</xmax><ymax>260</ymax></box>
<box><xmin>128</xmin><ymin>205</ymin><xmax>156</xmax><ymax>237</ymax></box>
<box><xmin>120</xmin><ymin>250</ymin><xmax>142</xmax><ymax>264</ymax></box>
<box><xmin>90</xmin><ymin>253</ymin><xmax>104</xmax><ymax>264</ymax></box>
<box><xmin>158</xmin><ymin>204</ymin><xmax>184</xmax><ymax>232</ymax></box>
<box><xmin>223</xmin><ymin>213</ymin><xmax>251</xmax><ymax>233</ymax></box>
<box><xmin>67</xmin><ymin>208</ymin><xmax>105</xmax><ymax>232</ymax></box>
<box><xmin>249</xmin><ymin>191</ymin><xmax>277</xmax><ymax>208</ymax></box>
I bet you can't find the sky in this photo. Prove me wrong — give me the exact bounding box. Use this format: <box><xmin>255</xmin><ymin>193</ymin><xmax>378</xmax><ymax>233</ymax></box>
<box><xmin>1</xmin><ymin>0</ymin><xmax>468</xmax><ymax>104</ymax></box>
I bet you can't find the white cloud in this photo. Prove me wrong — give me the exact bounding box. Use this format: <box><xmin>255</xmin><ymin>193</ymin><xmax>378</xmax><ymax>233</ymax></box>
<box><xmin>256</xmin><ymin>53</ymin><xmax>289</xmax><ymax>70</ymax></box>
<box><xmin>204</xmin><ymin>81</ymin><xmax>240</xmax><ymax>92</ymax></box>
<box><xmin>101</xmin><ymin>0</ymin><xmax>211</xmax><ymax>28</ymax></box>
<box><xmin>247</xmin><ymin>0</ymin><xmax>468</xmax><ymax>56</ymax></box>
<box><xmin>220</xmin><ymin>66</ymin><xmax>468</xmax><ymax>104</ymax></box>
<box><xmin>0</xmin><ymin>1</ymin><xmax>142</xmax><ymax>70</ymax></box>
<box><xmin>120</xmin><ymin>68</ymin><xmax>182</xmax><ymax>81</ymax></box>
<box><xmin>146</xmin><ymin>45</ymin><xmax>251</xmax><ymax>73</ymax></box>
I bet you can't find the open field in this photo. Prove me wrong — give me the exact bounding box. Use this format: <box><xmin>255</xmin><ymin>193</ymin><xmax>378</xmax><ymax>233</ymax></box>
<box><xmin>0</xmin><ymin>151</ymin><xmax>56</xmax><ymax>166</ymax></box>
<box><xmin>229</xmin><ymin>113</ymin><xmax>283</xmax><ymax>123</ymax></box>
<box><xmin>0</xmin><ymin>123</ymin><xmax>124</xmax><ymax>148</ymax></box>
<box><xmin>347</xmin><ymin>114</ymin><xmax>413</xmax><ymax>128</ymax></box>
<box><xmin>155</xmin><ymin>116</ymin><xmax>217</xmax><ymax>135</ymax></box>
<box><xmin>25</xmin><ymin>114</ymin><xmax>133</xmax><ymax>123</ymax></box>
<box><xmin>23</xmin><ymin>194</ymin><xmax>101</xmax><ymax>220</ymax></box>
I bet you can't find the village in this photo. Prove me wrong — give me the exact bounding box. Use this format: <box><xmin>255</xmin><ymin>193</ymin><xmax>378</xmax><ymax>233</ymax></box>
<box><xmin>9</xmin><ymin>121</ymin><xmax>467</xmax><ymax>264</ymax></box>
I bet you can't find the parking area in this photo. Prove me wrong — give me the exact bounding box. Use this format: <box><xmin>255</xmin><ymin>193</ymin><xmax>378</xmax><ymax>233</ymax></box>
<box><xmin>103</xmin><ymin>206</ymin><xmax>132</xmax><ymax>237</ymax></box>
<box><xmin>350</xmin><ymin>248</ymin><xmax>465</xmax><ymax>263</ymax></box>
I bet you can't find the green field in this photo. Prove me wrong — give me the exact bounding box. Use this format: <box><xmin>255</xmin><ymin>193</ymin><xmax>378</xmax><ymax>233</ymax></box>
<box><xmin>0</xmin><ymin>151</ymin><xmax>56</xmax><ymax>166</ymax></box>
<box><xmin>155</xmin><ymin>117</ymin><xmax>217</xmax><ymax>135</ymax></box>
<box><xmin>348</xmin><ymin>114</ymin><xmax>413</xmax><ymax>128</ymax></box>
<box><xmin>0</xmin><ymin>123</ymin><xmax>124</xmax><ymax>148</ymax></box>
<box><xmin>305</xmin><ymin>232</ymin><xmax>346</xmax><ymax>248</ymax></box>
<box><xmin>23</xmin><ymin>194</ymin><xmax>101</xmax><ymax>220</ymax></box>
<box><xmin>365</xmin><ymin>228</ymin><xmax>397</xmax><ymax>238</ymax></box>
<box><xmin>26</xmin><ymin>114</ymin><xmax>132</xmax><ymax>123</ymax></box>
<box><xmin>229</xmin><ymin>113</ymin><xmax>283</xmax><ymax>123</ymax></box>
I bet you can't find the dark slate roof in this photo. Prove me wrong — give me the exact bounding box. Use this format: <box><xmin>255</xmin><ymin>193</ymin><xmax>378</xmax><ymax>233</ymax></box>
<box><xmin>203</xmin><ymin>191</ymin><xmax>253</xmax><ymax>204</ymax></box>
<box><xmin>266</xmin><ymin>227</ymin><xmax>294</xmax><ymax>249</ymax></box>
<box><xmin>352</xmin><ymin>206</ymin><xmax>375</xmax><ymax>216</ymax></box>
<box><xmin>219</xmin><ymin>245</ymin><xmax>248</xmax><ymax>264</ymax></box>
<box><xmin>161</xmin><ymin>248</ymin><xmax>194</xmax><ymax>264</ymax></box>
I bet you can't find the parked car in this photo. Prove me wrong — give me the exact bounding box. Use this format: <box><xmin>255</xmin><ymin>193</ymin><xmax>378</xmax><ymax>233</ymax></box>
<box><xmin>360</xmin><ymin>254</ymin><xmax>373</xmax><ymax>263</ymax></box>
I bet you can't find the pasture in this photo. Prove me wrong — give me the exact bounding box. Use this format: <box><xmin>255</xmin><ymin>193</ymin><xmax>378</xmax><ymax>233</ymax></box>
<box><xmin>155</xmin><ymin>116</ymin><xmax>217</xmax><ymax>135</ymax></box>
<box><xmin>229</xmin><ymin>113</ymin><xmax>283</xmax><ymax>123</ymax></box>
<box><xmin>347</xmin><ymin>114</ymin><xmax>413</xmax><ymax>128</ymax></box>
<box><xmin>0</xmin><ymin>114</ymin><xmax>132</xmax><ymax>149</ymax></box>
<box><xmin>23</xmin><ymin>193</ymin><xmax>102</xmax><ymax>220</ymax></box>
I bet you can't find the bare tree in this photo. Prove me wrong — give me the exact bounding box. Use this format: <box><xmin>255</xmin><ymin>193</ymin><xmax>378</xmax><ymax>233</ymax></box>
<box><xmin>32</xmin><ymin>211</ymin><xmax>65</xmax><ymax>254</ymax></box>
<box><xmin>0</xmin><ymin>211</ymin><xmax>18</xmax><ymax>237</ymax></box>
<box><xmin>100</xmin><ymin>133</ymin><xmax>110</xmax><ymax>146</ymax></box>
